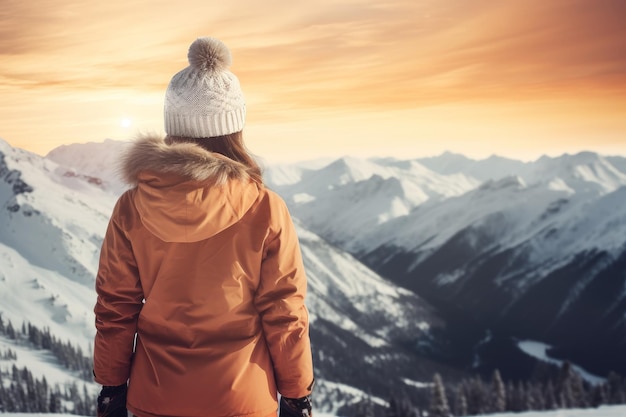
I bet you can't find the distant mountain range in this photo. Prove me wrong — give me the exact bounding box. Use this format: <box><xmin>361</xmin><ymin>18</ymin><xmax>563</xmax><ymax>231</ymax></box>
<box><xmin>3</xmin><ymin>135</ymin><xmax>626</xmax><ymax>414</ymax></box>
<box><xmin>1</xmin><ymin>138</ymin><xmax>461</xmax><ymax>416</ymax></box>
<box><xmin>263</xmin><ymin>149</ymin><xmax>626</xmax><ymax>379</ymax></box>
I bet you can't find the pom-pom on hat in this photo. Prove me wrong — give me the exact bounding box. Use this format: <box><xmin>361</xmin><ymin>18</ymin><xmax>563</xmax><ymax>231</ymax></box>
<box><xmin>164</xmin><ymin>37</ymin><xmax>245</xmax><ymax>138</ymax></box>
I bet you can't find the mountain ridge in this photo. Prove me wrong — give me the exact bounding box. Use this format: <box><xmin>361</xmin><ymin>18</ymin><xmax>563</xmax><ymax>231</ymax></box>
<box><xmin>1</xmin><ymin>137</ymin><xmax>457</xmax><ymax>416</ymax></box>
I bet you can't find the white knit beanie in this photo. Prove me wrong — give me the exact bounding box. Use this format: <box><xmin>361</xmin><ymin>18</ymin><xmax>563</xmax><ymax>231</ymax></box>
<box><xmin>164</xmin><ymin>37</ymin><xmax>246</xmax><ymax>138</ymax></box>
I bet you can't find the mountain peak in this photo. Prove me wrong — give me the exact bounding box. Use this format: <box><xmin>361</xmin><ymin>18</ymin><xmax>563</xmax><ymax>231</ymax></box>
<box><xmin>478</xmin><ymin>175</ymin><xmax>527</xmax><ymax>192</ymax></box>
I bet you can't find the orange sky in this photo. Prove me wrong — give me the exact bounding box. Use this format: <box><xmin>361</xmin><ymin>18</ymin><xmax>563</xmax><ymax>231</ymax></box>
<box><xmin>1</xmin><ymin>0</ymin><xmax>625</xmax><ymax>162</ymax></box>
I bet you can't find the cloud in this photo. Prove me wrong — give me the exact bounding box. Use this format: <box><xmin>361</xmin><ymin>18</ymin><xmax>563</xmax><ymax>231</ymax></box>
<box><xmin>222</xmin><ymin>0</ymin><xmax>626</xmax><ymax>118</ymax></box>
<box><xmin>4</xmin><ymin>0</ymin><xmax>624</xmax><ymax>103</ymax></box>
<box><xmin>1</xmin><ymin>0</ymin><xmax>624</xmax><ymax>157</ymax></box>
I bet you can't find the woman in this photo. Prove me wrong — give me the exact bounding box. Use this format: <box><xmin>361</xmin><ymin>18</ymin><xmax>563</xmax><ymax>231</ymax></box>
<box><xmin>93</xmin><ymin>37</ymin><xmax>314</xmax><ymax>417</ymax></box>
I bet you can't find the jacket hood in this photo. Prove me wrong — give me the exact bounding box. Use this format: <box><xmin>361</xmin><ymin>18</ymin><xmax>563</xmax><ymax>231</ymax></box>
<box><xmin>120</xmin><ymin>135</ymin><xmax>260</xmax><ymax>242</ymax></box>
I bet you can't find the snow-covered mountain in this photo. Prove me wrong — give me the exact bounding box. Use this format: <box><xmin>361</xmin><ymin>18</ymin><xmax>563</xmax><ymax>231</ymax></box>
<box><xmin>1</xmin><ymin>137</ymin><xmax>453</xmax><ymax>416</ymax></box>
<box><xmin>7</xmin><ymin>135</ymin><xmax>626</xmax><ymax>413</ymax></box>
<box><xmin>266</xmin><ymin>155</ymin><xmax>479</xmax><ymax>251</ymax></box>
<box><xmin>261</xmin><ymin>150</ymin><xmax>626</xmax><ymax>380</ymax></box>
<box><xmin>45</xmin><ymin>139</ymin><xmax>131</xmax><ymax>196</ymax></box>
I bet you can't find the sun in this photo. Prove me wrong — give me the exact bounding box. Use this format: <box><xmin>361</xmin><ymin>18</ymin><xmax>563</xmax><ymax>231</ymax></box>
<box><xmin>120</xmin><ymin>118</ymin><xmax>132</xmax><ymax>128</ymax></box>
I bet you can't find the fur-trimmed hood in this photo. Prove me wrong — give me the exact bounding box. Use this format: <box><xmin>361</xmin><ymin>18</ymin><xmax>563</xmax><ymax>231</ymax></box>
<box><xmin>120</xmin><ymin>135</ymin><xmax>250</xmax><ymax>186</ymax></box>
<box><xmin>118</xmin><ymin>135</ymin><xmax>260</xmax><ymax>243</ymax></box>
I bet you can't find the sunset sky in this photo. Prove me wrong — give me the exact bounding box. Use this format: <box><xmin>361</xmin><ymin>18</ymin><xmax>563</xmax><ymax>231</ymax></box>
<box><xmin>1</xmin><ymin>0</ymin><xmax>625</xmax><ymax>163</ymax></box>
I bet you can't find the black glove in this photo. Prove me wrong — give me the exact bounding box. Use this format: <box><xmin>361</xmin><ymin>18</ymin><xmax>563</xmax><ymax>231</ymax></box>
<box><xmin>97</xmin><ymin>383</ymin><xmax>128</xmax><ymax>417</ymax></box>
<box><xmin>280</xmin><ymin>395</ymin><xmax>313</xmax><ymax>417</ymax></box>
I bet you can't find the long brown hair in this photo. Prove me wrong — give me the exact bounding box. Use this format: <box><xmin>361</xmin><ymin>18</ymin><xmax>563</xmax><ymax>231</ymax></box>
<box><xmin>165</xmin><ymin>131</ymin><xmax>263</xmax><ymax>184</ymax></box>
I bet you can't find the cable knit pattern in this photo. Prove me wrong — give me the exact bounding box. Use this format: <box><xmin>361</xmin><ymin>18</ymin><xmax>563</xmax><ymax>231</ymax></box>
<box><xmin>164</xmin><ymin>37</ymin><xmax>246</xmax><ymax>138</ymax></box>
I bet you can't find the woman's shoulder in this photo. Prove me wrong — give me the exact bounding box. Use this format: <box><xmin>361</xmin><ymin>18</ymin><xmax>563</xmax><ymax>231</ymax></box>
<box><xmin>255</xmin><ymin>184</ymin><xmax>289</xmax><ymax>207</ymax></box>
<box><xmin>248</xmin><ymin>184</ymin><xmax>293</xmax><ymax>222</ymax></box>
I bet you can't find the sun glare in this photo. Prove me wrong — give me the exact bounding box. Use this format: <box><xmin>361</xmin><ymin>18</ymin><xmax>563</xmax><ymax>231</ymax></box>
<box><xmin>120</xmin><ymin>118</ymin><xmax>132</xmax><ymax>128</ymax></box>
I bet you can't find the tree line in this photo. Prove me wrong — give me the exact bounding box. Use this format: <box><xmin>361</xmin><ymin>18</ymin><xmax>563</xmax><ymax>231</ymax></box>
<box><xmin>0</xmin><ymin>362</ymin><xmax>96</xmax><ymax>414</ymax></box>
<box><xmin>2</xmin><ymin>313</ymin><xmax>626</xmax><ymax>416</ymax></box>
<box><xmin>353</xmin><ymin>362</ymin><xmax>626</xmax><ymax>417</ymax></box>
<box><xmin>0</xmin><ymin>315</ymin><xmax>97</xmax><ymax>414</ymax></box>
<box><xmin>1</xmin><ymin>316</ymin><xmax>93</xmax><ymax>381</ymax></box>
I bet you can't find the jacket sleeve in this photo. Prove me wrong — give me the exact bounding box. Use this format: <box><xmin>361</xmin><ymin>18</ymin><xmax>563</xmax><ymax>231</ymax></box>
<box><xmin>255</xmin><ymin>198</ymin><xmax>314</xmax><ymax>399</ymax></box>
<box><xmin>93</xmin><ymin>196</ymin><xmax>144</xmax><ymax>386</ymax></box>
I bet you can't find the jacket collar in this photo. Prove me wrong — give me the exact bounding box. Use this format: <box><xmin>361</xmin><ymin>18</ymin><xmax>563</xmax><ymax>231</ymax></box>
<box><xmin>120</xmin><ymin>135</ymin><xmax>250</xmax><ymax>186</ymax></box>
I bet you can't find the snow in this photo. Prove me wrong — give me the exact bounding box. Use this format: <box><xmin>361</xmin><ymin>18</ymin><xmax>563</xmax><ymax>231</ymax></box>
<box><xmin>45</xmin><ymin>138</ymin><xmax>131</xmax><ymax>195</ymax></box>
<box><xmin>266</xmin><ymin>155</ymin><xmax>479</xmax><ymax>251</ymax></box>
<box><xmin>517</xmin><ymin>340</ymin><xmax>606</xmax><ymax>386</ymax></box>
<box><xmin>292</xmin><ymin>192</ymin><xmax>315</xmax><ymax>204</ymax></box>
<box><xmin>4</xmin><ymin>137</ymin><xmax>626</xmax><ymax>417</ymax></box>
<box><xmin>341</xmin><ymin>152</ymin><xmax>626</xmax><ymax>300</ymax></box>
<box><xmin>402</xmin><ymin>378</ymin><xmax>433</xmax><ymax>389</ymax></box>
<box><xmin>264</xmin><ymin>150</ymin><xmax>626</xmax><ymax>272</ymax></box>
<box><xmin>298</xmin><ymin>220</ymin><xmax>435</xmax><ymax>347</ymax></box>
<box><xmin>2</xmin><ymin>406</ymin><xmax>626</xmax><ymax>417</ymax></box>
<box><xmin>1</xmin><ymin>141</ymin><xmax>113</xmax><ymax>351</ymax></box>
<box><xmin>1</xmin><ymin>415</ymin><xmax>91</xmax><ymax>417</ymax></box>
<box><xmin>466</xmin><ymin>405</ymin><xmax>626</xmax><ymax>417</ymax></box>
<box><xmin>3</xmin><ymin>406</ymin><xmax>626</xmax><ymax>417</ymax></box>
<box><xmin>414</xmin><ymin>151</ymin><xmax>530</xmax><ymax>182</ymax></box>
<box><xmin>1</xmin><ymin>137</ymin><xmax>440</xmax><ymax>411</ymax></box>
<box><xmin>0</xmin><ymin>334</ymin><xmax>98</xmax><ymax>395</ymax></box>
<box><xmin>0</xmin><ymin>243</ymin><xmax>97</xmax><ymax>345</ymax></box>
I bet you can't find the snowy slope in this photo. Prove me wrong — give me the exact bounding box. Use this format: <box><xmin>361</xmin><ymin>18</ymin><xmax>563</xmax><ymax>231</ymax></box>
<box><xmin>467</xmin><ymin>406</ymin><xmax>626</xmax><ymax>417</ymax></box>
<box><xmin>360</xmin><ymin>153</ymin><xmax>626</xmax><ymax>379</ymax></box>
<box><xmin>299</xmin><ymin>221</ymin><xmax>437</xmax><ymax>347</ymax></box>
<box><xmin>265</xmin><ymin>156</ymin><xmax>479</xmax><ymax>250</ymax></box>
<box><xmin>262</xmin><ymin>149</ymin><xmax>626</xmax><ymax>379</ymax></box>
<box><xmin>524</xmin><ymin>152</ymin><xmax>626</xmax><ymax>196</ymax></box>
<box><xmin>4</xmin><ymin>404</ymin><xmax>626</xmax><ymax>417</ymax></box>
<box><xmin>0</xmin><ymin>138</ymin><xmax>114</xmax><ymax>349</ymax></box>
<box><xmin>411</xmin><ymin>151</ymin><xmax>530</xmax><ymax>182</ymax></box>
<box><xmin>1</xmin><ymin>137</ymin><xmax>451</xmax><ymax>414</ymax></box>
<box><xmin>45</xmin><ymin>139</ymin><xmax>131</xmax><ymax>196</ymax></box>
<box><xmin>0</xmin><ymin>333</ymin><xmax>98</xmax><ymax>395</ymax></box>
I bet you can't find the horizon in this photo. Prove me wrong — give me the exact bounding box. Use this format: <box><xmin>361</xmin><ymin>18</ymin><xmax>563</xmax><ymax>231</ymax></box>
<box><xmin>1</xmin><ymin>0</ymin><xmax>625</xmax><ymax>162</ymax></box>
<box><xmin>4</xmin><ymin>134</ymin><xmax>625</xmax><ymax>166</ymax></box>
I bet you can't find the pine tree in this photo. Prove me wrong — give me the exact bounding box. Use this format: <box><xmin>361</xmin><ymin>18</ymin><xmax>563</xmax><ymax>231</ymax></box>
<box><xmin>590</xmin><ymin>383</ymin><xmax>608</xmax><ymax>407</ymax></box>
<box><xmin>25</xmin><ymin>367</ymin><xmax>36</xmax><ymax>412</ymax></box>
<box><xmin>506</xmin><ymin>381</ymin><xmax>525</xmax><ymax>412</ymax></box>
<box><xmin>560</xmin><ymin>380</ymin><xmax>574</xmax><ymax>408</ymax></box>
<box><xmin>387</xmin><ymin>392</ymin><xmax>418</xmax><ymax>417</ymax></box>
<box><xmin>388</xmin><ymin>395</ymin><xmax>400</xmax><ymax>417</ymax></box>
<box><xmin>6</xmin><ymin>321</ymin><xmax>15</xmax><ymax>339</ymax></box>
<box><xmin>48</xmin><ymin>391</ymin><xmax>59</xmax><ymax>412</ymax></box>
<box><xmin>557</xmin><ymin>361</ymin><xmax>575</xmax><ymax>408</ymax></box>
<box><xmin>0</xmin><ymin>370</ymin><xmax>5</xmax><ymax>412</ymax></box>
<box><xmin>6</xmin><ymin>382</ymin><xmax>17</xmax><ymax>412</ymax></box>
<box><xmin>429</xmin><ymin>373</ymin><xmax>451</xmax><ymax>417</ymax></box>
<box><xmin>544</xmin><ymin>380</ymin><xmax>559</xmax><ymax>410</ymax></box>
<box><xmin>49</xmin><ymin>385</ymin><xmax>62</xmax><ymax>413</ymax></box>
<box><xmin>606</xmin><ymin>372</ymin><xmax>626</xmax><ymax>404</ymax></box>
<box><xmin>569</xmin><ymin>371</ymin><xmax>588</xmax><ymax>408</ymax></box>
<box><xmin>15</xmin><ymin>380</ymin><xmax>27</xmax><ymax>411</ymax></box>
<box><xmin>525</xmin><ymin>381</ymin><xmax>545</xmax><ymax>411</ymax></box>
<box><xmin>11</xmin><ymin>364</ymin><xmax>20</xmax><ymax>385</ymax></box>
<box><xmin>490</xmin><ymin>369</ymin><xmax>506</xmax><ymax>413</ymax></box>
<box><xmin>83</xmin><ymin>384</ymin><xmax>95</xmax><ymax>415</ymax></box>
<box><xmin>36</xmin><ymin>376</ymin><xmax>49</xmax><ymax>412</ymax></box>
<box><xmin>465</xmin><ymin>376</ymin><xmax>488</xmax><ymax>415</ymax></box>
<box><xmin>453</xmin><ymin>385</ymin><xmax>468</xmax><ymax>417</ymax></box>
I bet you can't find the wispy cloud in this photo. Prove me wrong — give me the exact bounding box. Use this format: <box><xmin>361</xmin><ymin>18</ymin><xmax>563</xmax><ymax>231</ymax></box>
<box><xmin>1</xmin><ymin>0</ymin><xmax>624</xmax><ymax>158</ymax></box>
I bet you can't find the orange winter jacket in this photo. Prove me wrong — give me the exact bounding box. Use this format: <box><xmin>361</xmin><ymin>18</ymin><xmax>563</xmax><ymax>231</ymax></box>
<box><xmin>93</xmin><ymin>136</ymin><xmax>314</xmax><ymax>417</ymax></box>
